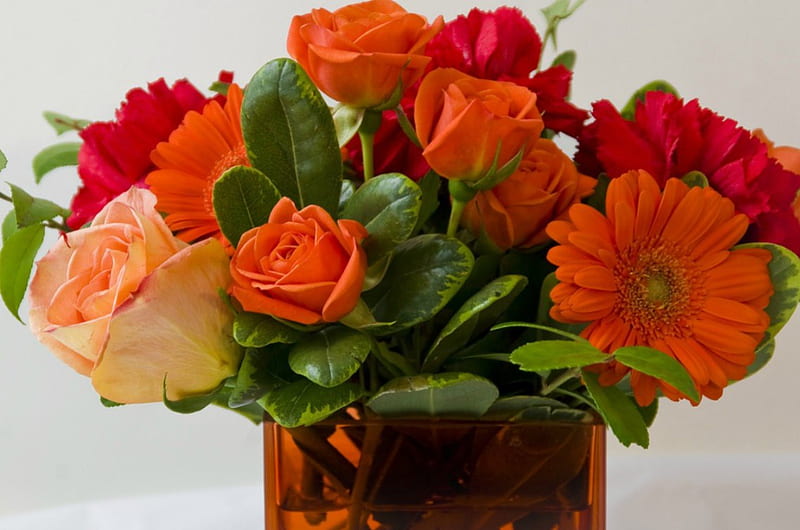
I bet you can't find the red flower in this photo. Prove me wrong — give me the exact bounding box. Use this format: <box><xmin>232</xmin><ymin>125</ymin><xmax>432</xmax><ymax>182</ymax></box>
<box><xmin>576</xmin><ymin>91</ymin><xmax>800</xmax><ymax>254</ymax></box>
<box><xmin>68</xmin><ymin>78</ymin><xmax>214</xmax><ymax>229</ymax></box>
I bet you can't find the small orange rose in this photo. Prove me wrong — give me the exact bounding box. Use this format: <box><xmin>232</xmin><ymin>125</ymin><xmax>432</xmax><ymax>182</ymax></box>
<box><xmin>287</xmin><ymin>0</ymin><xmax>444</xmax><ymax>108</ymax></box>
<box><xmin>414</xmin><ymin>68</ymin><xmax>544</xmax><ymax>181</ymax></box>
<box><xmin>462</xmin><ymin>138</ymin><xmax>596</xmax><ymax>250</ymax></box>
<box><xmin>230</xmin><ymin>197</ymin><xmax>368</xmax><ymax>325</ymax></box>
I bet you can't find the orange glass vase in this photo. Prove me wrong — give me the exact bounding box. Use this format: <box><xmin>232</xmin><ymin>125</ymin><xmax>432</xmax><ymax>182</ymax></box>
<box><xmin>263</xmin><ymin>415</ymin><xmax>606</xmax><ymax>530</ymax></box>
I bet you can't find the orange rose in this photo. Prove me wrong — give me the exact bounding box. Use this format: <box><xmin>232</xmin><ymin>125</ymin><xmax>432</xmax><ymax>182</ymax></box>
<box><xmin>462</xmin><ymin>138</ymin><xmax>596</xmax><ymax>250</ymax></box>
<box><xmin>28</xmin><ymin>188</ymin><xmax>241</xmax><ymax>403</ymax></box>
<box><xmin>414</xmin><ymin>68</ymin><xmax>544</xmax><ymax>181</ymax></box>
<box><xmin>287</xmin><ymin>0</ymin><xmax>444</xmax><ymax>108</ymax></box>
<box><xmin>230</xmin><ymin>197</ymin><xmax>368</xmax><ymax>325</ymax></box>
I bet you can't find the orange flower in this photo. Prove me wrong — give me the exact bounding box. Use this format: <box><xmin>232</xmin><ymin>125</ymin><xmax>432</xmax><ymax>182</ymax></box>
<box><xmin>414</xmin><ymin>68</ymin><xmax>543</xmax><ymax>181</ymax></box>
<box><xmin>287</xmin><ymin>0</ymin><xmax>443</xmax><ymax>108</ymax></box>
<box><xmin>230</xmin><ymin>197</ymin><xmax>368</xmax><ymax>325</ymax></box>
<box><xmin>146</xmin><ymin>84</ymin><xmax>248</xmax><ymax>248</ymax></box>
<box><xmin>546</xmin><ymin>170</ymin><xmax>773</xmax><ymax>405</ymax></box>
<box><xmin>462</xmin><ymin>138</ymin><xmax>595</xmax><ymax>250</ymax></box>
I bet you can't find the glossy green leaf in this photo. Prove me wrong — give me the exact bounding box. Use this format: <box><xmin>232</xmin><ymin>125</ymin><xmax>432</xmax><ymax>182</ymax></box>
<box><xmin>241</xmin><ymin>58</ymin><xmax>341</xmax><ymax>214</ymax></box>
<box><xmin>340</xmin><ymin>173</ymin><xmax>421</xmax><ymax>261</ymax></box>
<box><xmin>2</xmin><ymin>210</ymin><xmax>17</xmax><ymax>242</ymax></box>
<box><xmin>212</xmin><ymin>165</ymin><xmax>280</xmax><ymax>246</ymax></box>
<box><xmin>9</xmin><ymin>184</ymin><xmax>69</xmax><ymax>226</ymax></box>
<box><xmin>620</xmin><ymin>80</ymin><xmax>680</xmax><ymax>120</ymax></box>
<box><xmin>485</xmin><ymin>395</ymin><xmax>567</xmax><ymax>419</ymax></box>
<box><xmin>414</xmin><ymin>170</ymin><xmax>440</xmax><ymax>233</ymax></box>
<box><xmin>0</xmin><ymin>223</ymin><xmax>45</xmax><ymax>322</ymax></box>
<box><xmin>338</xmin><ymin>179</ymin><xmax>357</xmax><ymax>214</ymax></box>
<box><xmin>582</xmin><ymin>370</ymin><xmax>649</xmax><ymax>448</ymax></box>
<box><xmin>42</xmin><ymin>111</ymin><xmax>90</xmax><ymax>135</ymax></box>
<box><xmin>332</xmin><ymin>104</ymin><xmax>364</xmax><ymax>147</ymax></box>
<box><xmin>511</xmin><ymin>340</ymin><xmax>608</xmax><ymax>372</ymax></box>
<box><xmin>363</xmin><ymin>234</ymin><xmax>474</xmax><ymax>335</ymax></box>
<box><xmin>162</xmin><ymin>377</ymin><xmax>226</xmax><ymax>414</ymax></box>
<box><xmin>551</xmin><ymin>49</ymin><xmax>576</xmax><ymax>70</ymax></box>
<box><xmin>738</xmin><ymin>243</ymin><xmax>800</xmax><ymax>346</ymax></box>
<box><xmin>423</xmin><ymin>275</ymin><xmax>528</xmax><ymax>372</ymax></box>
<box><xmin>613</xmin><ymin>346</ymin><xmax>699</xmax><ymax>401</ymax></box>
<box><xmin>233</xmin><ymin>311</ymin><xmax>303</xmax><ymax>348</ymax></box>
<box><xmin>746</xmin><ymin>339</ymin><xmax>774</xmax><ymax>378</ymax></box>
<box><xmin>32</xmin><ymin>142</ymin><xmax>80</xmax><ymax>183</ymax></box>
<box><xmin>367</xmin><ymin>372</ymin><xmax>499</xmax><ymax>418</ymax></box>
<box><xmin>228</xmin><ymin>345</ymin><xmax>296</xmax><ymax>408</ymax></box>
<box><xmin>258</xmin><ymin>379</ymin><xmax>364</xmax><ymax>427</ymax></box>
<box><xmin>288</xmin><ymin>327</ymin><xmax>371</xmax><ymax>387</ymax></box>
<box><xmin>681</xmin><ymin>170</ymin><xmax>708</xmax><ymax>188</ymax></box>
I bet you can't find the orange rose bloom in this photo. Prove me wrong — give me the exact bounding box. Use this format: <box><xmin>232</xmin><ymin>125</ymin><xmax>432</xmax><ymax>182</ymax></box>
<box><xmin>462</xmin><ymin>138</ymin><xmax>596</xmax><ymax>250</ymax></box>
<box><xmin>287</xmin><ymin>0</ymin><xmax>444</xmax><ymax>108</ymax></box>
<box><xmin>230</xmin><ymin>197</ymin><xmax>368</xmax><ymax>325</ymax></box>
<box><xmin>414</xmin><ymin>68</ymin><xmax>544</xmax><ymax>181</ymax></box>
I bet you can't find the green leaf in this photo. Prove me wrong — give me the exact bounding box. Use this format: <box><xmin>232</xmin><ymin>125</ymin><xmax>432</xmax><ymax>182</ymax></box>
<box><xmin>738</xmin><ymin>243</ymin><xmax>800</xmax><ymax>346</ymax></box>
<box><xmin>100</xmin><ymin>397</ymin><xmax>124</xmax><ymax>408</ymax></box>
<box><xmin>363</xmin><ymin>234</ymin><xmax>474</xmax><ymax>335</ymax></box>
<box><xmin>332</xmin><ymin>104</ymin><xmax>364</xmax><ymax>147</ymax></box>
<box><xmin>492</xmin><ymin>321</ymin><xmax>585</xmax><ymax>342</ymax></box>
<box><xmin>414</xmin><ymin>170</ymin><xmax>441</xmax><ymax>233</ymax></box>
<box><xmin>233</xmin><ymin>311</ymin><xmax>303</xmax><ymax>348</ymax></box>
<box><xmin>2</xmin><ymin>210</ymin><xmax>18</xmax><ymax>242</ymax></box>
<box><xmin>511</xmin><ymin>340</ymin><xmax>608</xmax><ymax>372</ymax></box>
<box><xmin>32</xmin><ymin>142</ymin><xmax>81</xmax><ymax>183</ymax></box>
<box><xmin>212</xmin><ymin>165</ymin><xmax>280</xmax><ymax>246</ymax></box>
<box><xmin>0</xmin><ymin>149</ymin><xmax>6</xmax><ymax>171</ymax></box>
<box><xmin>208</xmin><ymin>80</ymin><xmax>230</xmax><ymax>96</ymax></box>
<box><xmin>423</xmin><ymin>275</ymin><xmax>528</xmax><ymax>372</ymax></box>
<box><xmin>0</xmin><ymin>223</ymin><xmax>45</xmax><ymax>322</ymax></box>
<box><xmin>340</xmin><ymin>173</ymin><xmax>422</xmax><ymax>261</ymax></box>
<box><xmin>42</xmin><ymin>111</ymin><xmax>90</xmax><ymax>135</ymax></box>
<box><xmin>9</xmin><ymin>183</ymin><xmax>69</xmax><ymax>226</ymax></box>
<box><xmin>541</xmin><ymin>0</ymin><xmax>586</xmax><ymax>49</ymax></box>
<box><xmin>582</xmin><ymin>370</ymin><xmax>649</xmax><ymax>448</ymax></box>
<box><xmin>612</xmin><ymin>346</ymin><xmax>699</xmax><ymax>402</ymax></box>
<box><xmin>229</xmin><ymin>345</ymin><xmax>297</xmax><ymax>408</ymax></box>
<box><xmin>637</xmin><ymin>397</ymin><xmax>658</xmax><ymax>427</ymax></box>
<box><xmin>241</xmin><ymin>58</ymin><xmax>341</xmax><ymax>214</ymax></box>
<box><xmin>485</xmin><ymin>395</ymin><xmax>568</xmax><ymax>419</ymax></box>
<box><xmin>681</xmin><ymin>171</ymin><xmax>708</xmax><ymax>188</ymax></box>
<box><xmin>551</xmin><ymin>50</ymin><xmax>577</xmax><ymax>70</ymax></box>
<box><xmin>163</xmin><ymin>376</ymin><xmax>226</xmax><ymax>414</ymax></box>
<box><xmin>620</xmin><ymin>80</ymin><xmax>680</xmax><ymax>120</ymax></box>
<box><xmin>367</xmin><ymin>372</ymin><xmax>499</xmax><ymax>418</ymax></box>
<box><xmin>746</xmin><ymin>339</ymin><xmax>774</xmax><ymax>378</ymax></box>
<box><xmin>288</xmin><ymin>327</ymin><xmax>371</xmax><ymax>387</ymax></box>
<box><xmin>338</xmin><ymin>179</ymin><xmax>357</xmax><ymax>214</ymax></box>
<box><xmin>258</xmin><ymin>379</ymin><xmax>364</xmax><ymax>427</ymax></box>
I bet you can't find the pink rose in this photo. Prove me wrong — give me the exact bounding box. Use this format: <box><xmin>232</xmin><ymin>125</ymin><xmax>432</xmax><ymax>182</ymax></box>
<box><xmin>29</xmin><ymin>188</ymin><xmax>241</xmax><ymax>403</ymax></box>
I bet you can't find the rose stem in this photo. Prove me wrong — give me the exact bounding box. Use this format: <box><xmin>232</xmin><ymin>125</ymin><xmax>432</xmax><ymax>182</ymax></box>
<box><xmin>358</xmin><ymin>110</ymin><xmax>382</xmax><ymax>182</ymax></box>
<box><xmin>346</xmin><ymin>424</ymin><xmax>384</xmax><ymax>530</ymax></box>
<box><xmin>446</xmin><ymin>180</ymin><xmax>477</xmax><ymax>238</ymax></box>
<box><xmin>446</xmin><ymin>197</ymin><xmax>467</xmax><ymax>238</ymax></box>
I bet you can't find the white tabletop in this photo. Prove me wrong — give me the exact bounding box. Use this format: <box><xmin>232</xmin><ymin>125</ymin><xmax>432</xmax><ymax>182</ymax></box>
<box><xmin>2</xmin><ymin>454</ymin><xmax>798</xmax><ymax>529</ymax></box>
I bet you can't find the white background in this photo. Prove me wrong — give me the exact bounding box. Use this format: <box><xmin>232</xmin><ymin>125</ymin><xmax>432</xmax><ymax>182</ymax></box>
<box><xmin>0</xmin><ymin>0</ymin><xmax>798</xmax><ymax>522</ymax></box>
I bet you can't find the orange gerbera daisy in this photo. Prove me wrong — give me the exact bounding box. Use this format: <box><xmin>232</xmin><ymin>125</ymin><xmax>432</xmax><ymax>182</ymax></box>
<box><xmin>546</xmin><ymin>170</ymin><xmax>774</xmax><ymax>406</ymax></box>
<box><xmin>146</xmin><ymin>84</ymin><xmax>248</xmax><ymax>247</ymax></box>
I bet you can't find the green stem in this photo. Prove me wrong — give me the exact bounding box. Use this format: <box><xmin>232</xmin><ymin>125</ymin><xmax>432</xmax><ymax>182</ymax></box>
<box><xmin>540</xmin><ymin>367</ymin><xmax>582</xmax><ymax>396</ymax></box>
<box><xmin>446</xmin><ymin>197</ymin><xmax>467</xmax><ymax>238</ymax></box>
<box><xmin>358</xmin><ymin>110</ymin><xmax>382</xmax><ymax>182</ymax></box>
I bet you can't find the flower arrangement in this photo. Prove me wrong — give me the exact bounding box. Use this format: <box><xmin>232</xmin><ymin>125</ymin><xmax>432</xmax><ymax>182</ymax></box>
<box><xmin>1</xmin><ymin>0</ymin><xmax>799</xmax><ymax>455</ymax></box>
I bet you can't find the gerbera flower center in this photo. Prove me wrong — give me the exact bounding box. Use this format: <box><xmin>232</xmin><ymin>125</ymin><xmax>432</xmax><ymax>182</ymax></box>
<box><xmin>203</xmin><ymin>144</ymin><xmax>249</xmax><ymax>215</ymax></box>
<box><xmin>614</xmin><ymin>241</ymin><xmax>703</xmax><ymax>341</ymax></box>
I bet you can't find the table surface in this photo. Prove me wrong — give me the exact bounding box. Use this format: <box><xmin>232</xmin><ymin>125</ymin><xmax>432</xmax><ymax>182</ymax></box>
<box><xmin>2</xmin><ymin>453</ymin><xmax>798</xmax><ymax>529</ymax></box>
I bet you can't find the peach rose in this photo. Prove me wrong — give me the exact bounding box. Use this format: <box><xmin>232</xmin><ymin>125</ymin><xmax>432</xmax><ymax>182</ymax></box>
<box><xmin>29</xmin><ymin>188</ymin><xmax>241</xmax><ymax>403</ymax></box>
<box><xmin>230</xmin><ymin>197</ymin><xmax>368</xmax><ymax>325</ymax></box>
<box><xmin>414</xmin><ymin>68</ymin><xmax>544</xmax><ymax>181</ymax></box>
<box><xmin>287</xmin><ymin>0</ymin><xmax>444</xmax><ymax>108</ymax></box>
<box><xmin>462</xmin><ymin>138</ymin><xmax>596</xmax><ymax>250</ymax></box>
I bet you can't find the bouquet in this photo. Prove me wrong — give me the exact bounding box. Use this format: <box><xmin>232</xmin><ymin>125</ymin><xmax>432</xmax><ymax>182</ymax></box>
<box><xmin>2</xmin><ymin>0</ymin><xmax>799</xmax><ymax>458</ymax></box>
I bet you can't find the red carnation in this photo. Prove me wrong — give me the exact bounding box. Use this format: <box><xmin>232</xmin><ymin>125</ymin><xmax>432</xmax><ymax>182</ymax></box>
<box><xmin>68</xmin><ymin>78</ymin><xmax>214</xmax><ymax>229</ymax></box>
<box><xmin>576</xmin><ymin>91</ymin><xmax>800</xmax><ymax>253</ymax></box>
